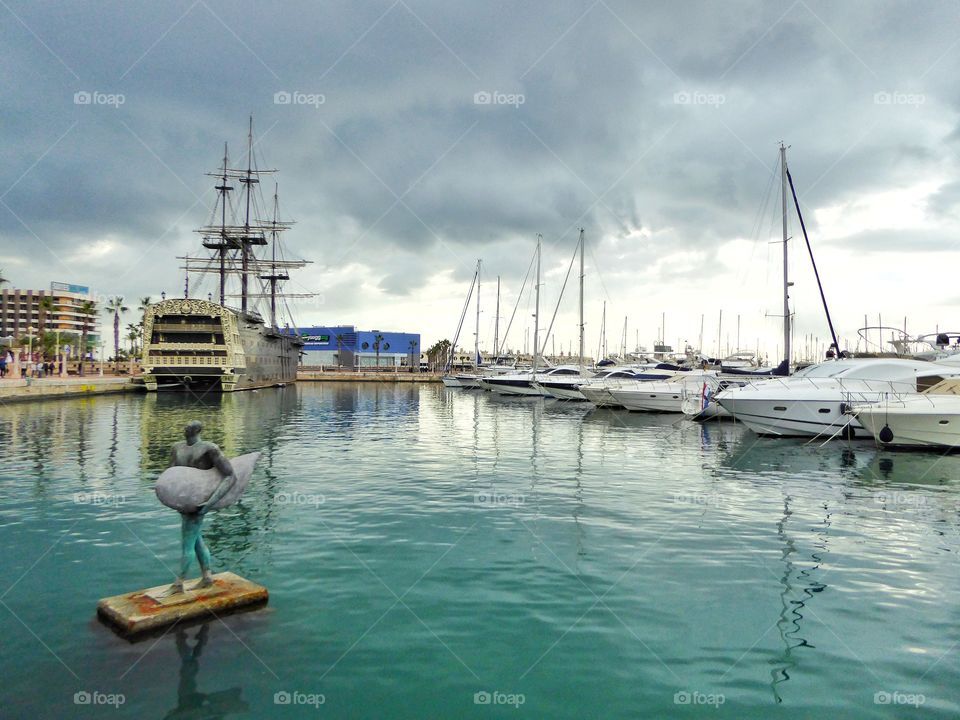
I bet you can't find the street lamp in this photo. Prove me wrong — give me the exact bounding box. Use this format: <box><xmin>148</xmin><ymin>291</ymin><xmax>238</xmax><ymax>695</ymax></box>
<box><xmin>99</xmin><ymin>340</ymin><xmax>105</xmax><ymax>376</ymax></box>
<box><xmin>55</xmin><ymin>329</ymin><xmax>66</xmax><ymax>378</ymax></box>
<box><xmin>27</xmin><ymin>327</ymin><xmax>36</xmax><ymax>378</ymax></box>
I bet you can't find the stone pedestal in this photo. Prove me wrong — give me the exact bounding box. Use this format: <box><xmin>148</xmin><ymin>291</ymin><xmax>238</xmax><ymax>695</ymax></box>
<box><xmin>97</xmin><ymin>572</ymin><xmax>268</xmax><ymax>637</ymax></box>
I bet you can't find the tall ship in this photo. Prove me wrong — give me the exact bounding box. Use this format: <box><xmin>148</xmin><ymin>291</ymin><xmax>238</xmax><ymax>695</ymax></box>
<box><xmin>141</xmin><ymin>119</ymin><xmax>312</xmax><ymax>393</ymax></box>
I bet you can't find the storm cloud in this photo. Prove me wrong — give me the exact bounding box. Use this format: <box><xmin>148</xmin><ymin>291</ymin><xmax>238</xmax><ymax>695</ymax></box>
<box><xmin>3</xmin><ymin>0</ymin><xmax>959</xmax><ymax>356</ymax></box>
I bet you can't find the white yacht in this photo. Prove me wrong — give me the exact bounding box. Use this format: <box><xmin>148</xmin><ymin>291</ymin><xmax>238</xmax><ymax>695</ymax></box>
<box><xmin>714</xmin><ymin>358</ymin><xmax>960</xmax><ymax>438</ymax></box>
<box><xmin>609</xmin><ymin>371</ymin><xmax>721</xmax><ymax>413</ymax></box>
<box><xmin>580</xmin><ymin>364</ymin><xmax>692</xmax><ymax>407</ymax></box>
<box><xmin>482</xmin><ymin>365</ymin><xmax>582</xmax><ymax>396</ymax></box>
<box><xmin>850</xmin><ymin>378</ymin><xmax>960</xmax><ymax>448</ymax></box>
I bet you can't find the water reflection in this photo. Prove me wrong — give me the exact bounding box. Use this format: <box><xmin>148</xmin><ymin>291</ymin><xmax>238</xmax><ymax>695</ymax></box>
<box><xmin>162</xmin><ymin>624</ymin><xmax>248</xmax><ymax>719</ymax></box>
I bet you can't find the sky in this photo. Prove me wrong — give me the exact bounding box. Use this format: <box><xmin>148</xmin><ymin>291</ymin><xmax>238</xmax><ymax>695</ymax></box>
<box><xmin>2</xmin><ymin>0</ymin><xmax>959</xmax><ymax>361</ymax></box>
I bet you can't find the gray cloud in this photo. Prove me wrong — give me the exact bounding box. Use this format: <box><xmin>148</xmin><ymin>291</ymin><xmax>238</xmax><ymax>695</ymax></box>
<box><xmin>3</xmin><ymin>0</ymin><xmax>959</xmax><ymax>349</ymax></box>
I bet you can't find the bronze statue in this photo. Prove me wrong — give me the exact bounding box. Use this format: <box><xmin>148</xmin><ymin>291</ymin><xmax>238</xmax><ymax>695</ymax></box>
<box><xmin>154</xmin><ymin>421</ymin><xmax>260</xmax><ymax>595</ymax></box>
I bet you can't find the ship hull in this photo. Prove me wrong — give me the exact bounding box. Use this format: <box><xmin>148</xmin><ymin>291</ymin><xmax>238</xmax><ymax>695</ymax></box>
<box><xmin>141</xmin><ymin>299</ymin><xmax>301</xmax><ymax>393</ymax></box>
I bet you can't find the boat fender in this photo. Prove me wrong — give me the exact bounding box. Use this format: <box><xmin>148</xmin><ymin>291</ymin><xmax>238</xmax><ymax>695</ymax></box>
<box><xmin>878</xmin><ymin>425</ymin><xmax>894</xmax><ymax>444</ymax></box>
<box><xmin>839</xmin><ymin>402</ymin><xmax>848</xmax><ymax>415</ymax></box>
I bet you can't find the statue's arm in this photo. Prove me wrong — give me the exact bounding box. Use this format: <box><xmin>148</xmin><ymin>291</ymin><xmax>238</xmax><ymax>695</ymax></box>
<box><xmin>197</xmin><ymin>446</ymin><xmax>236</xmax><ymax>515</ymax></box>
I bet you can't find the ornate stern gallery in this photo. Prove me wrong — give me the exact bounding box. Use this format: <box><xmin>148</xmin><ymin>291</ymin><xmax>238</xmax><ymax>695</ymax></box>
<box><xmin>140</xmin><ymin>119</ymin><xmax>312</xmax><ymax>393</ymax></box>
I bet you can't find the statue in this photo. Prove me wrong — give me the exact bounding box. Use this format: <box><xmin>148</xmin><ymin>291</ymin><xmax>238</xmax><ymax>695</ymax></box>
<box><xmin>96</xmin><ymin>427</ymin><xmax>265</xmax><ymax>636</ymax></box>
<box><xmin>154</xmin><ymin>421</ymin><xmax>260</xmax><ymax>595</ymax></box>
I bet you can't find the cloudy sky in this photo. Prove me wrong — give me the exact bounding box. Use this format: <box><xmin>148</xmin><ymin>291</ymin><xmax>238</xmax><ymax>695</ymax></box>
<box><xmin>3</xmin><ymin>0</ymin><xmax>959</xmax><ymax>360</ymax></box>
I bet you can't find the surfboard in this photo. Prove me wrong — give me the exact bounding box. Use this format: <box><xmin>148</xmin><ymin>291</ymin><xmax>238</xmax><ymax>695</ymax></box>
<box><xmin>155</xmin><ymin>452</ymin><xmax>261</xmax><ymax>513</ymax></box>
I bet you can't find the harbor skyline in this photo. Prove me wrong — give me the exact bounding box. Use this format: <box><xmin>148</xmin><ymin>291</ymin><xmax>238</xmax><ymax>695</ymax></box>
<box><xmin>4</xmin><ymin>1</ymin><xmax>959</xmax><ymax>355</ymax></box>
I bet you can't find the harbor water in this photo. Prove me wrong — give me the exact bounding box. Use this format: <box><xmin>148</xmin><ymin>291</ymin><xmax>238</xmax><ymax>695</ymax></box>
<box><xmin>1</xmin><ymin>383</ymin><xmax>958</xmax><ymax>718</ymax></box>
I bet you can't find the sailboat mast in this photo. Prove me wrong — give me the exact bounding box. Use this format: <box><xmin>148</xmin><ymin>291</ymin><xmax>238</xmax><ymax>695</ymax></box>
<box><xmin>475</xmin><ymin>259</ymin><xmax>481</xmax><ymax>367</ymax></box>
<box><xmin>578</xmin><ymin>228</ymin><xmax>585</xmax><ymax>373</ymax></box>
<box><xmin>533</xmin><ymin>234</ymin><xmax>541</xmax><ymax>373</ymax></box>
<box><xmin>493</xmin><ymin>275</ymin><xmax>500</xmax><ymax>362</ymax></box>
<box><xmin>780</xmin><ymin>142</ymin><xmax>791</xmax><ymax>368</ymax></box>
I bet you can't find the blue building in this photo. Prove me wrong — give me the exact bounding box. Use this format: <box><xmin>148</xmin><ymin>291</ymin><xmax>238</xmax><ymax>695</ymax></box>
<box><xmin>298</xmin><ymin>326</ymin><xmax>421</xmax><ymax>368</ymax></box>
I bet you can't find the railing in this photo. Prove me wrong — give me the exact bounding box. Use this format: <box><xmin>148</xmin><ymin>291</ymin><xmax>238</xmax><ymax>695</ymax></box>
<box><xmin>144</xmin><ymin>356</ymin><xmax>229</xmax><ymax>367</ymax></box>
<box><xmin>153</xmin><ymin>323</ymin><xmax>222</xmax><ymax>333</ymax></box>
<box><xmin>147</xmin><ymin>342</ymin><xmax>224</xmax><ymax>351</ymax></box>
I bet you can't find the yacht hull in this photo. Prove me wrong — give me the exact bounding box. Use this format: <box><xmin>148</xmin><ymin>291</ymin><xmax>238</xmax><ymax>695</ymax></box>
<box><xmin>855</xmin><ymin>398</ymin><xmax>960</xmax><ymax>448</ymax></box>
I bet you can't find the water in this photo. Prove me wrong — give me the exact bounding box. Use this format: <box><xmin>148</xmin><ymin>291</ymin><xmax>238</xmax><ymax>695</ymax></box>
<box><xmin>1</xmin><ymin>383</ymin><xmax>958</xmax><ymax>718</ymax></box>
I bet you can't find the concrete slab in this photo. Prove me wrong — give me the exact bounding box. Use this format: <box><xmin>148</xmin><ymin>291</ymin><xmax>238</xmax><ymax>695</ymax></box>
<box><xmin>97</xmin><ymin>572</ymin><xmax>268</xmax><ymax>637</ymax></box>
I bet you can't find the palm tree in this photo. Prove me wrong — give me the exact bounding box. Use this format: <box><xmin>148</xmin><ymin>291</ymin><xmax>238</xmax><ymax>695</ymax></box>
<box><xmin>104</xmin><ymin>296</ymin><xmax>129</xmax><ymax>370</ymax></box>
<box><xmin>78</xmin><ymin>300</ymin><xmax>96</xmax><ymax>376</ymax></box>
<box><xmin>335</xmin><ymin>333</ymin><xmax>345</xmax><ymax>370</ymax></box>
<box><xmin>373</xmin><ymin>333</ymin><xmax>384</xmax><ymax>368</ymax></box>
<box><xmin>408</xmin><ymin>339</ymin><xmax>418</xmax><ymax>371</ymax></box>
<box><xmin>0</xmin><ymin>268</ymin><xmax>8</xmax><ymax>288</ymax></box>
<box><xmin>126</xmin><ymin>323</ymin><xmax>142</xmax><ymax>355</ymax></box>
<box><xmin>38</xmin><ymin>295</ymin><xmax>55</xmax><ymax>338</ymax></box>
<box><xmin>426</xmin><ymin>339</ymin><xmax>451</xmax><ymax>371</ymax></box>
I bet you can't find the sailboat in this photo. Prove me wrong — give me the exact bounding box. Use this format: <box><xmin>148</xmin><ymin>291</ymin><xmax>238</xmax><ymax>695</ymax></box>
<box><xmin>140</xmin><ymin>119</ymin><xmax>312</xmax><ymax>392</ymax></box>
<box><xmin>442</xmin><ymin>260</ymin><xmax>480</xmax><ymax>388</ymax></box>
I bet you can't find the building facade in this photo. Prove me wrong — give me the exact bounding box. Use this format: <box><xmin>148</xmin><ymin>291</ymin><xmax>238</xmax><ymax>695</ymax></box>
<box><xmin>298</xmin><ymin>326</ymin><xmax>420</xmax><ymax>368</ymax></box>
<box><xmin>0</xmin><ymin>282</ymin><xmax>101</xmax><ymax>345</ymax></box>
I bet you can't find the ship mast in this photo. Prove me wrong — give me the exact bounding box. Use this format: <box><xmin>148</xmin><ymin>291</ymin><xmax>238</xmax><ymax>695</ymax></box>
<box><xmin>780</xmin><ymin>142</ymin><xmax>791</xmax><ymax>369</ymax></box>
<box><xmin>201</xmin><ymin>143</ymin><xmax>234</xmax><ymax>306</ymax></box>
<box><xmin>475</xmin><ymin>259</ymin><xmax>481</xmax><ymax>367</ymax></box>
<box><xmin>259</xmin><ymin>184</ymin><xmax>289</xmax><ymax>329</ymax></box>
<box><xmin>184</xmin><ymin>119</ymin><xmax>314</xmax><ymax>331</ymax></box>
<box><xmin>578</xmin><ymin>228</ymin><xmax>585</xmax><ymax>374</ymax></box>
<box><xmin>239</xmin><ymin>116</ymin><xmax>260</xmax><ymax>314</ymax></box>
<box><xmin>493</xmin><ymin>275</ymin><xmax>500</xmax><ymax>363</ymax></box>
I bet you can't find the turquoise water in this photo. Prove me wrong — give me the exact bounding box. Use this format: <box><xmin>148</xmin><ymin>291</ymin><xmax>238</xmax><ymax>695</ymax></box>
<box><xmin>1</xmin><ymin>383</ymin><xmax>959</xmax><ymax>718</ymax></box>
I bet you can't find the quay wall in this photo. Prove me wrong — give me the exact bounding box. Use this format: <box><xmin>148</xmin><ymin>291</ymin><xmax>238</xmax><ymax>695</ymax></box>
<box><xmin>297</xmin><ymin>370</ymin><xmax>442</xmax><ymax>383</ymax></box>
<box><xmin>0</xmin><ymin>377</ymin><xmax>140</xmax><ymax>404</ymax></box>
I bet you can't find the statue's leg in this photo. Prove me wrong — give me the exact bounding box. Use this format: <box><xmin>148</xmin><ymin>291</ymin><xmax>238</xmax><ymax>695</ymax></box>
<box><xmin>160</xmin><ymin>514</ymin><xmax>199</xmax><ymax>596</ymax></box>
<box><xmin>195</xmin><ymin>530</ymin><xmax>214</xmax><ymax>588</ymax></box>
